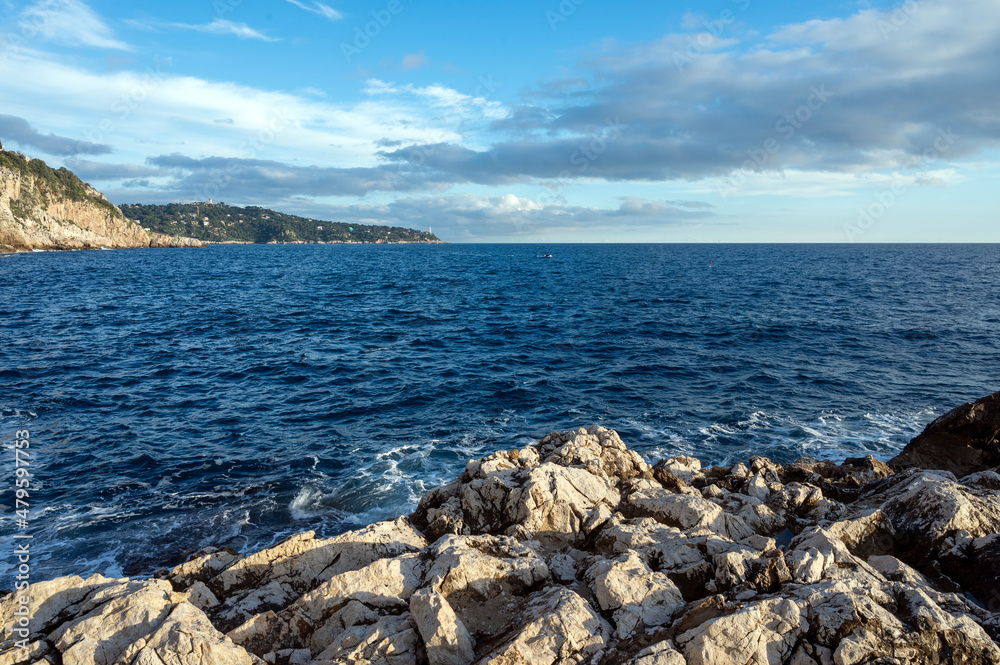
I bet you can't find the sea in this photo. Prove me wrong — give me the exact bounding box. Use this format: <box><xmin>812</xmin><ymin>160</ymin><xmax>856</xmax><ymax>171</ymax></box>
<box><xmin>1</xmin><ymin>243</ymin><xmax>998</xmax><ymax>583</ymax></box>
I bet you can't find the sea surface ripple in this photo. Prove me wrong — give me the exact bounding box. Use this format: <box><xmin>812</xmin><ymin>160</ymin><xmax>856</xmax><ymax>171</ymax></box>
<box><xmin>1</xmin><ymin>243</ymin><xmax>998</xmax><ymax>581</ymax></box>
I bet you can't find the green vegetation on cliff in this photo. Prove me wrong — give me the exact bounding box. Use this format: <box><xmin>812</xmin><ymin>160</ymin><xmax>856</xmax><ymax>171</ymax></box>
<box><xmin>0</xmin><ymin>150</ymin><xmax>118</xmax><ymax>215</ymax></box>
<box><xmin>120</xmin><ymin>202</ymin><xmax>442</xmax><ymax>244</ymax></box>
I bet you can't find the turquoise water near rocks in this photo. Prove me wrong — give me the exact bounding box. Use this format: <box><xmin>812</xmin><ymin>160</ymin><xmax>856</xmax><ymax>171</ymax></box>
<box><xmin>1</xmin><ymin>243</ymin><xmax>998</xmax><ymax>582</ymax></box>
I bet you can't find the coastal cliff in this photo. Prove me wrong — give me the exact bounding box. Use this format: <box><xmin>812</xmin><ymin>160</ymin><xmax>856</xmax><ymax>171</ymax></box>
<box><xmin>3</xmin><ymin>393</ymin><xmax>1000</xmax><ymax>665</ymax></box>
<box><xmin>0</xmin><ymin>151</ymin><xmax>204</xmax><ymax>251</ymax></box>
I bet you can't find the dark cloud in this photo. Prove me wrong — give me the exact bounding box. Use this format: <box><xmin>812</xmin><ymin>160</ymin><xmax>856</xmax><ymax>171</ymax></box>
<box><xmin>383</xmin><ymin>0</ymin><xmax>1000</xmax><ymax>185</ymax></box>
<box><xmin>0</xmin><ymin>115</ymin><xmax>113</xmax><ymax>156</ymax></box>
<box><xmin>145</xmin><ymin>153</ymin><xmax>452</xmax><ymax>200</ymax></box>
<box><xmin>64</xmin><ymin>159</ymin><xmax>162</xmax><ymax>180</ymax></box>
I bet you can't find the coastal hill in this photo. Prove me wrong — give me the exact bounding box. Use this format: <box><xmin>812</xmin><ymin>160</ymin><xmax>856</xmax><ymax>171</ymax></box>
<box><xmin>0</xmin><ymin>149</ymin><xmax>203</xmax><ymax>251</ymax></box>
<box><xmin>121</xmin><ymin>202</ymin><xmax>442</xmax><ymax>245</ymax></box>
<box><xmin>2</xmin><ymin>392</ymin><xmax>999</xmax><ymax>664</ymax></box>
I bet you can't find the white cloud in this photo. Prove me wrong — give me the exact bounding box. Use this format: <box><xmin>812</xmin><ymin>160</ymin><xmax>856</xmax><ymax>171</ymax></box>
<box><xmin>18</xmin><ymin>0</ymin><xmax>129</xmax><ymax>50</ymax></box>
<box><xmin>168</xmin><ymin>19</ymin><xmax>280</xmax><ymax>42</ymax></box>
<box><xmin>285</xmin><ymin>0</ymin><xmax>342</xmax><ymax>22</ymax></box>
<box><xmin>297</xmin><ymin>193</ymin><xmax>714</xmax><ymax>241</ymax></box>
<box><xmin>364</xmin><ymin>79</ymin><xmax>507</xmax><ymax>122</ymax></box>
<box><xmin>0</xmin><ymin>48</ymin><xmax>467</xmax><ymax>172</ymax></box>
<box><xmin>390</xmin><ymin>0</ymin><xmax>1000</xmax><ymax>186</ymax></box>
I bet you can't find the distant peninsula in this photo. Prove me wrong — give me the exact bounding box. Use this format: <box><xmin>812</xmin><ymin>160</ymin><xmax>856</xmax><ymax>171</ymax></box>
<box><xmin>0</xmin><ymin>149</ymin><xmax>204</xmax><ymax>252</ymax></box>
<box><xmin>121</xmin><ymin>202</ymin><xmax>443</xmax><ymax>245</ymax></box>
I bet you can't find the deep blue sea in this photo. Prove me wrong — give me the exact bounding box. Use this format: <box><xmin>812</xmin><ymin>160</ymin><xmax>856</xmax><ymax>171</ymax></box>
<box><xmin>1</xmin><ymin>244</ymin><xmax>998</xmax><ymax>583</ymax></box>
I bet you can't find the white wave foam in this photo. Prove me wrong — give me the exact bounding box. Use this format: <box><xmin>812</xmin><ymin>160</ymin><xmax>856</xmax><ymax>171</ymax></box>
<box><xmin>289</xmin><ymin>486</ymin><xmax>327</xmax><ymax>520</ymax></box>
<box><xmin>632</xmin><ymin>407</ymin><xmax>938</xmax><ymax>466</ymax></box>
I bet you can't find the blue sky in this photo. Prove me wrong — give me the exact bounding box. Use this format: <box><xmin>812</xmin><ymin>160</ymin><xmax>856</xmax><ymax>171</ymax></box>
<box><xmin>1</xmin><ymin>0</ymin><xmax>998</xmax><ymax>242</ymax></box>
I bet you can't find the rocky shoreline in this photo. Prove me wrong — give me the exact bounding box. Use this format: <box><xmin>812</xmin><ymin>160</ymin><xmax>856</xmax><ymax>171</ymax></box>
<box><xmin>3</xmin><ymin>393</ymin><xmax>1000</xmax><ymax>665</ymax></box>
<box><xmin>0</xmin><ymin>151</ymin><xmax>205</xmax><ymax>252</ymax></box>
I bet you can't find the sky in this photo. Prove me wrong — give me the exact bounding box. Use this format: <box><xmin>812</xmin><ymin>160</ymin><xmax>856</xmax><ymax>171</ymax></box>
<box><xmin>1</xmin><ymin>0</ymin><xmax>998</xmax><ymax>242</ymax></box>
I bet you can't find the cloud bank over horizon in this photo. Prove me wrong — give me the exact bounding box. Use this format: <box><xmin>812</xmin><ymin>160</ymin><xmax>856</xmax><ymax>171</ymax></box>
<box><xmin>2</xmin><ymin>0</ymin><xmax>998</xmax><ymax>241</ymax></box>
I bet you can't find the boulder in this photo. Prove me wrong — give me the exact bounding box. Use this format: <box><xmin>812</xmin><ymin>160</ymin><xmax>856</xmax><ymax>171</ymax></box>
<box><xmin>585</xmin><ymin>552</ymin><xmax>685</xmax><ymax>638</ymax></box>
<box><xmin>208</xmin><ymin>517</ymin><xmax>427</xmax><ymax>600</ymax></box>
<box><xmin>0</xmin><ymin>576</ymin><xmax>261</xmax><ymax>665</ymax></box>
<box><xmin>310</xmin><ymin>614</ymin><xmax>421</xmax><ymax>665</ymax></box>
<box><xmin>474</xmin><ymin>587</ymin><xmax>611</xmax><ymax>665</ymax></box>
<box><xmin>422</xmin><ymin>534</ymin><xmax>549</xmax><ymax>638</ymax></box>
<box><xmin>891</xmin><ymin>391</ymin><xmax>1000</xmax><ymax>475</ymax></box>
<box><xmin>409</xmin><ymin>588</ymin><xmax>475</xmax><ymax>665</ymax></box>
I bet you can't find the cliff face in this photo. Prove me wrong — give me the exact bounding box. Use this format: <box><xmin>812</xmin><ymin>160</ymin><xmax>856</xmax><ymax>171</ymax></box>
<box><xmin>2</xmin><ymin>395</ymin><xmax>1000</xmax><ymax>665</ymax></box>
<box><xmin>0</xmin><ymin>151</ymin><xmax>204</xmax><ymax>251</ymax></box>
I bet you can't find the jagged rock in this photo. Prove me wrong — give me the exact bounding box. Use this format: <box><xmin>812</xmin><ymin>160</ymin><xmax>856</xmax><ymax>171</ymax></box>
<box><xmin>8</xmin><ymin>409</ymin><xmax>1000</xmax><ymax>665</ymax></box>
<box><xmin>130</xmin><ymin>601</ymin><xmax>261</xmax><ymax>665</ymax></box>
<box><xmin>0</xmin><ymin>575</ymin><xmax>261</xmax><ymax>665</ymax></box>
<box><xmin>767</xmin><ymin>482</ymin><xmax>824</xmax><ymax>517</ymax></box>
<box><xmin>840</xmin><ymin>455</ymin><xmax>895</xmax><ymax>484</ymax></box>
<box><xmin>311</xmin><ymin>614</ymin><xmax>421</xmax><ymax>665</ymax></box>
<box><xmin>593</xmin><ymin>515</ymin><xmax>707</xmax><ymax>577</ymax></box>
<box><xmin>49</xmin><ymin>579</ymin><xmax>179</xmax><ymax>665</ymax></box>
<box><xmin>451</xmin><ymin>452</ymin><xmax>620</xmax><ymax>549</ymax></box>
<box><xmin>539</xmin><ymin>426</ymin><xmax>649</xmax><ymax>482</ymax></box>
<box><xmin>585</xmin><ymin>552</ymin><xmax>684</xmax><ymax>638</ymax></box>
<box><xmin>939</xmin><ymin>532</ymin><xmax>1000</xmax><ymax>614</ymax></box>
<box><xmin>228</xmin><ymin>554</ymin><xmax>425</xmax><ymax>657</ymax></box>
<box><xmin>866</xmin><ymin>554</ymin><xmax>929</xmax><ymax>584</ymax></box>
<box><xmin>891</xmin><ymin>390</ymin><xmax>1000</xmax><ymax>475</ymax></box>
<box><xmin>651</xmin><ymin>466</ymin><xmax>696</xmax><ymax>495</ymax></box>
<box><xmin>547</xmin><ymin>552</ymin><xmax>579</xmax><ymax>583</ymax></box>
<box><xmin>655</xmin><ymin>456</ymin><xmax>703</xmax><ymax>484</ymax></box>
<box><xmin>215</xmin><ymin>580</ymin><xmax>296</xmax><ymax>633</ymax></box>
<box><xmin>423</xmin><ymin>534</ymin><xmax>549</xmax><ymax>638</ymax></box>
<box><xmin>879</xmin><ymin>470</ymin><xmax>1000</xmax><ymax>561</ymax></box>
<box><xmin>629</xmin><ymin>640</ymin><xmax>687</xmax><ymax>665</ymax></box>
<box><xmin>508</xmin><ymin>463</ymin><xmax>620</xmax><ymax>546</ymax></box>
<box><xmin>706</xmin><ymin>536</ymin><xmax>792</xmax><ymax>595</ymax></box>
<box><xmin>0</xmin><ymin>151</ymin><xmax>204</xmax><ymax>251</ymax></box>
<box><xmin>294</xmin><ymin>553</ymin><xmax>425</xmax><ymax>623</ymax></box>
<box><xmin>625</xmin><ymin>484</ymin><xmax>755</xmax><ymax>540</ymax></box>
<box><xmin>185</xmin><ymin>580</ymin><xmax>221</xmax><ymax>611</ymax></box>
<box><xmin>209</xmin><ymin>517</ymin><xmax>427</xmax><ymax>600</ymax></box>
<box><xmin>409</xmin><ymin>588</ymin><xmax>475</xmax><ymax>665</ymax></box>
<box><xmin>474</xmin><ymin>587</ymin><xmax>610</xmax><ymax>665</ymax></box>
<box><xmin>168</xmin><ymin>547</ymin><xmax>241</xmax><ymax>589</ymax></box>
<box><xmin>676</xmin><ymin>596</ymin><xmax>806</xmax><ymax>664</ymax></box>
<box><xmin>0</xmin><ymin>573</ymin><xmax>122</xmax><ymax>638</ymax></box>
